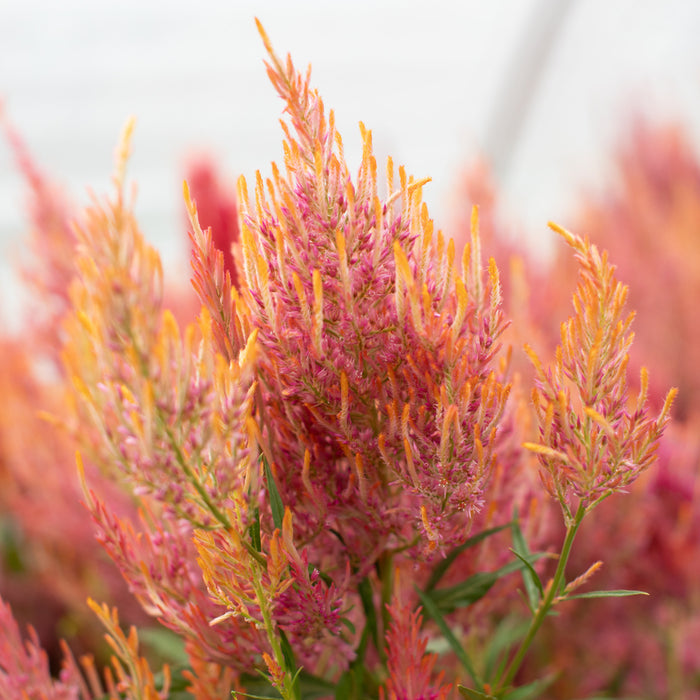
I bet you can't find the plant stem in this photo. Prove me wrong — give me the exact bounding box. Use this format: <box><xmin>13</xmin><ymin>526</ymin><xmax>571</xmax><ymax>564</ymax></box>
<box><xmin>252</xmin><ymin>568</ymin><xmax>299</xmax><ymax>700</ymax></box>
<box><xmin>162</xmin><ymin>419</ymin><xmax>233</xmax><ymax>530</ymax></box>
<box><xmin>495</xmin><ymin>503</ymin><xmax>586</xmax><ymax>694</ymax></box>
<box><xmin>378</xmin><ymin>551</ymin><xmax>394</xmax><ymax>663</ymax></box>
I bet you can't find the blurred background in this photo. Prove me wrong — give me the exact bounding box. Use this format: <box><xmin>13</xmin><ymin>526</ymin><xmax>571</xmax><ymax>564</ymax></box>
<box><xmin>1</xmin><ymin>0</ymin><xmax>700</xmax><ymax>319</ymax></box>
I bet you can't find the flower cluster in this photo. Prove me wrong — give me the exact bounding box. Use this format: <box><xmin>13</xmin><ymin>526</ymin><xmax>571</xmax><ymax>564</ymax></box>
<box><xmin>524</xmin><ymin>223</ymin><xmax>676</xmax><ymax>517</ymax></box>
<box><xmin>51</xmin><ymin>22</ymin><xmax>509</xmax><ymax>689</ymax></box>
<box><xmin>62</xmin><ymin>121</ymin><xmax>273</xmax><ymax>677</ymax></box>
<box><xmin>519</xmin><ymin>121</ymin><xmax>700</xmax><ymax>698</ymax></box>
<box><xmin>232</xmin><ymin>23</ymin><xmax>509</xmax><ymax>565</ymax></box>
<box><xmin>0</xmin><ymin>20</ymin><xmax>680</xmax><ymax>700</ymax></box>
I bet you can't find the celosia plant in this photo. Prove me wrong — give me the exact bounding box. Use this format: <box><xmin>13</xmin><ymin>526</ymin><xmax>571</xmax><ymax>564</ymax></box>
<box><xmin>515</xmin><ymin>120</ymin><xmax>700</xmax><ymax>699</ymax></box>
<box><xmin>0</xmin><ymin>108</ymin><xmax>153</xmax><ymax>667</ymax></box>
<box><xmin>0</xmin><ymin>20</ymin><xmax>677</xmax><ymax>700</ymax></box>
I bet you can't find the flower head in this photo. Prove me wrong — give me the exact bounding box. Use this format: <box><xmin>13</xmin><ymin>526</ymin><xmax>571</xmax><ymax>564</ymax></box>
<box><xmin>525</xmin><ymin>223</ymin><xmax>676</xmax><ymax>516</ymax></box>
<box><xmin>229</xmin><ymin>21</ymin><xmax>510</xmax><ymax>565</ymax></box>
<box><xmin>380</xmin><ymin>570</ymin><xmax>452</xmax><ymax>700</ymax></box>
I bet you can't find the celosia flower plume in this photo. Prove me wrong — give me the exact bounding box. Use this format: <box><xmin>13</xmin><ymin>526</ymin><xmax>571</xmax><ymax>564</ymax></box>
<box><xmin>220</xmin><ymin>19</ymin><xmax>510</xmax><ymax>565</ymax></box>
<box><xmin>62</xmin><ymin>119</ymin><xmax>271</xmax><ymax>679</ymax></box>
<box><xmin>380</xmin><ymin>569</ymin><xmax>452</xmax><ymax>700</ymax></box>
<box><xmin>0</xmin><ymin>105</ymin><xmax>77</xmax><ymax>357</ymax></box>
<box><xmin>0</xmin><ymin>594</ymin><xmax>167</xmax><ymax>700</ymax></box>
<box><xmin>525</xmin><ymin>223</ymin><xmax>676</xmax><ymax>516</ymax></box>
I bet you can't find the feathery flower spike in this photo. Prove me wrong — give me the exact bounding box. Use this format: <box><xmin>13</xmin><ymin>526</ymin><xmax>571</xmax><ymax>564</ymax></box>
<box><xmin>524</xmin><ymin>222</ymin><xmax>677</xmax><ymax>517</ymax></box>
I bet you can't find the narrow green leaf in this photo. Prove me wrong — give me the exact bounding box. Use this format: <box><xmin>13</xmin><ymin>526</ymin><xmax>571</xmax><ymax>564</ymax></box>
<box><xmin>354</xmin><ymin>624</ymin><xmax>371</xmax><ymax>667</ymax></box>
<box><xmin>483</xmin><ymin>616</ymin><xmax>530</xmax><ymax>681</ymax></box>
<box><xmin>426</xmin><ymin>522</ymin><xmax>513</xmax><ymax>592</ymax></box>
<box><xmin>510</xmin><ymin>516</ymin><xmax>543</xmax><ymax>612</ymax></box>
<box><xmin>278</xmin><ymin>628</ymin><xmax>297</xmax><ymax>674</ymax></box>
<box><xmin>430</xmin><ymin>571</ymin><xmax>499</xmax><ymax>612</ymax></box>
<box><xmin>357</xmin><ymin>576</ymin><xmax>379</xmax><ymax>654</ymax></box>
<box><xmin>250</xmin><ymin>504</ymin><xmax>262</xmax><ymax>552</ymax></box>
<box><xmin>416</xmin><ymin>586</ymin><xmax>483</xmax><ymax>690</ymax></box>
<box><xmin>566</xmin><ymin>589</ymin><xmax>649</xmax><ymax>600</ymax></box>
<box><xmin>504</xmin><ymin>672</ymin><xmax>557</xmax><ymax>700</ymax></box>
<box><xmin>334</xmin><ymin>667</ymin><xmax>361</xmax><ymax>700</ymax></box>
<box><xmin>262</xmin><ymin>455</ymin><xmax>285</xmax><ymax>530</ymax></box>
<box><xmin>509</xmin><ymin>549</ymin><xmax>543</xmax><ymax>609</ymax></box>
<box><xmin>334</xmin><ymin>674</ymin><xmax>350</xmax><ymax>700</ymax></box>
<box><xmin>237</xmin><ymin>670</ymin><xmax>340</xmax><ymax>699</ymax></box>
<box><xmin>233</xmin><ymin>685</ymin><xmax>281</xmax><ymax>700</ymax></box>
<box><xmin>339</xmin><ymin>616</ymin><xmax>356</xmax><ymax>636</ymax></box>
<box><xmin>289</xmin><ymin>667</ymin><xmax>303</xmax><ymax>700</ymax></box>
<box><xmin>0</xmin><ymin>518</ymin><xmax>26</xmax><ymax>573</ymax></box>
<box><xmin>428</xmin><ymin>556</ymin><xmax>547</xmax><ymax>615</ymax></box>
<box><xmin>458</xmin><ymin>687</ymin><xmax>497</xmax><ymax>700</ymax></box>
<box><xmin>138</xmin><ymin>626</ymin><xmax>189</xmax><ymax>665</ymax></box>
<box><xmin>234</xmin><ymin>672</ymin><xmax>279</xmax><ymax>699</ymax></box>
<box><xmin>296</xmin><ymin>671</ymin><xmax>336</xmax><ymax>698</ymax></box>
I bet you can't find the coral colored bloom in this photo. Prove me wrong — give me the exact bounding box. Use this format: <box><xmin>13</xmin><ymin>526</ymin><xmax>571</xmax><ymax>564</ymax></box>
<box><xmin>0</xmin><ymin>596</ymin><xmax>83</xmax><ymax>700</ymax></box>
<box><xmin>381</xmin><ymin>571</ymin><xmax>451</xmax><ymax>700</ymax></box>
<box><xmin>233</xmin><ymin>22</ymin><xmax>510</xmax><ymax>567</ymax></box>
<box><xmin>524</xmin><ymin>223</ymin><xmax>676</xmax><ymax>516</ymax></box>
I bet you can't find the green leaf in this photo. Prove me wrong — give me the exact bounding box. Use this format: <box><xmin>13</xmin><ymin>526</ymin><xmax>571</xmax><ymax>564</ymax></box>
<box><xmin>334</xmin><ymin>672</ymin><xmax>350</xmax><ymax>700</ymax></box>
<box><xmin>565</xmin><ymin>589</ymin><xmax>649</xmax><ymax>600</ymax></box>
<box><xmin>278</xmin><ymin>628</ymin><xmax>298</xmax><ymax>676</ymax></box>
<box><xmin>357</xmin><ymin>576</ymin><xmax>379</xmax><ymax>655</ymax></box>
<box><xmin>238</xmin><ymin>669</ymin><xmax>329</xmax><ymax>700</ymax></box>
<box><xmin>427</xmin><ymin>556</ymin><xmax>546</xmax><ymax>615</ymax></box>
<box><xmin>250</xmin><ymin>503</ymin><xmax>262</xmax><ymax>552</ymax></box>
<box><xmin>334</xmin><ymin>666</ymin><xmax>366</xmax><ymax>700</ymax></box>
<box><xmin>458</xmin><ymin>687</ymin><xmax>497</xmax><ymax>700</ymax></box>
<box><xmin>0</xmin><ymin>518</ymin><xmax>26</xmax><ymax>573</ymax></box>
<box><xmin>483</xmin><ymin>616</ymin><xmax>530</xmax><ymax>681</ymax></box>
<box><xmin>296</xmin><ymin>671</ymin><xmax>337</xmax><ymax>699</ymax></box>
<box><xmin>510</xmin><ymin>516</ymin><xmax>543</xmax><ymax>612</ymax></box>
<box><xmin>138</xmin><ymin>627</ymin><xmax>189</xmax><ymax>665</ymax></box>
<box><xmin>335</xmin><ymin>631</ymin><xmax>381</xmax><ymax>699</ymax></box>
<box><xmin>504</xmin><ymin>672</ymin><xmax>557</xmax><ymax>700</ymax></box>
<box><xmin>425</xmin><ymin>522</ymin><xmax>513</xmax><ymax>592</ymax></box>
<box><xmin>431</xmin><ymin>571</ymin><xmax>499</xmax><ymax>612</ymax></box>
<box><xmin>416</xmin><ymin>586</ymin><xmax>482</xmax><ymax>690</ymax></box>
<box><xmin>339</xmin><ymin>616</ymin><xmax>356</xmax><ymax>636</ymax></box>
<box><xmin>233</xmin><ymin>688</ymin><xmax>281</xmax><ymax>700</ymax></box>
<box><xmin>262</xmin><ymin>455</ymin><xmax>285</xmax><ymax>530</ymax></box>
<box><xmin>234</xmin><ymin>674</ymin><xmax>280</xmax><ymax>699</ymax></box>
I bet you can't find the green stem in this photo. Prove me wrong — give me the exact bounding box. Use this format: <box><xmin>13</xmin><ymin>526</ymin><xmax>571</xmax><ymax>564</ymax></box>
<box><xmin>252</xmin><ymin>570</ymin><xmax>299</xmax><ymax>700</ymax></box>
<box><xmin>377</xmin><ymin>551</ymin><xmax>394</xmax><ymax>664</ymax></box>
<box><xmin>495</xmin><ymin>503</ymin><xmax>586</xmax><ymax>694</ymax></box>
<box><xmin>162</xmin><ymin>420</ymin><xmax>233</xmax><ymax>530</ymax></box>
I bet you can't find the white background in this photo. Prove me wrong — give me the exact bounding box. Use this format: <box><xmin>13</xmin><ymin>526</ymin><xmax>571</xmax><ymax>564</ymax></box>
<box><xmin>2</xmin><ymin>0</ymin><xmax>700</xmax><ymax>327</ymax></box>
